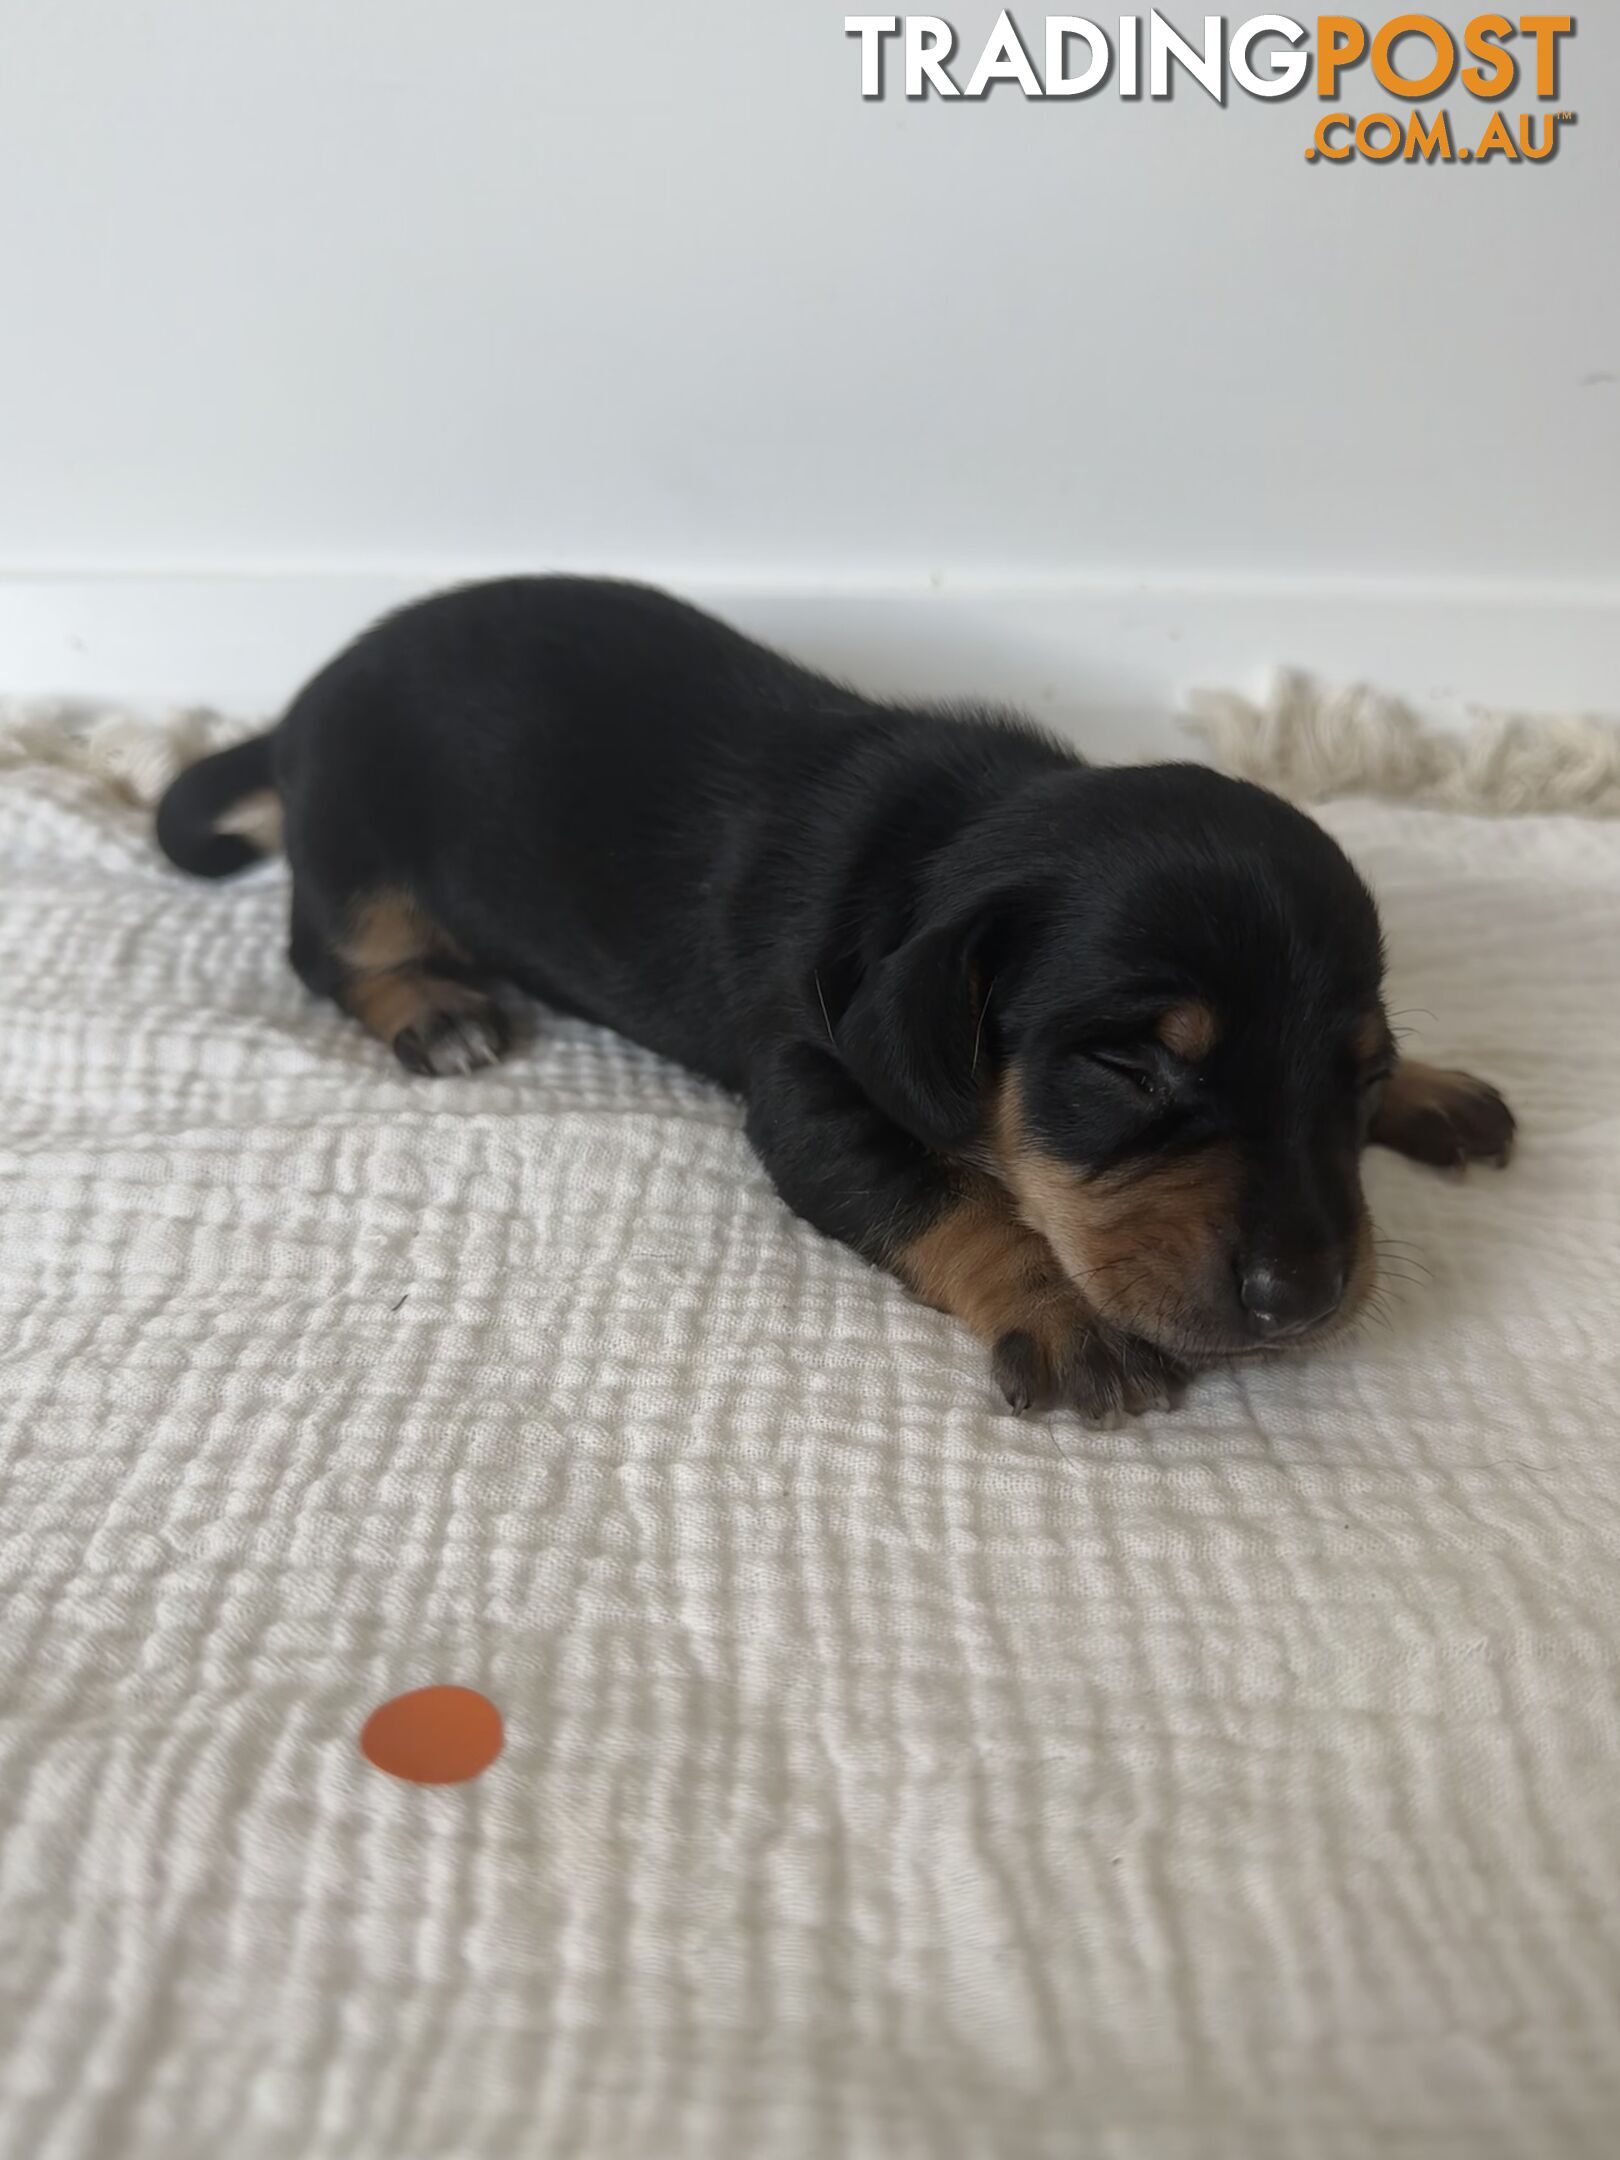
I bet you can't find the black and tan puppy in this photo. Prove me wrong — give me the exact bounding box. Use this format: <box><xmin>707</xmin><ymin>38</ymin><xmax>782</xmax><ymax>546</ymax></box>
<box><xmin>157</xmin><ymin>578</ymin><xmax>1515</xmax><ymax>1422</ymax></box>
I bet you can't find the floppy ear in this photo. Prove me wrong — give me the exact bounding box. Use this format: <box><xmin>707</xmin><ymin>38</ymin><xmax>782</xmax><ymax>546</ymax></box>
<box><xmin>835</xmin><ymin>898</ymin><xmax>1005</xmax><ymax>1152</ymax></box>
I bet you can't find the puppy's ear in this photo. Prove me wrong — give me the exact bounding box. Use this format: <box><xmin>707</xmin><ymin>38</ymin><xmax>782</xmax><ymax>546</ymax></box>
<box><xmin>836</xmin><ymin>894</ymin><xmax>1008</xmax><ymax>1152</ymax></box>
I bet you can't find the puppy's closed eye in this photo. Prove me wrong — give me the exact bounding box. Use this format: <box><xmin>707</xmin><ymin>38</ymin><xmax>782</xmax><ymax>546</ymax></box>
<box><xmin>1083</xmin><ymin>1044</ymin><xmax>1168</xmax><ymax>1097</ymax></box>
<box><xmin>1078</xmin><ymin>1036</ymin><xmax>1204</xmax><ymax>1113</ymax></box>
<box><xmin>1075</xmin><ymin>998</ymin><xmax>1215</xmax><ymax>1105</ymax></box>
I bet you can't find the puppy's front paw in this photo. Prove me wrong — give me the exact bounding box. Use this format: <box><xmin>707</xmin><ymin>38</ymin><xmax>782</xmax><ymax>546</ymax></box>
<box><xmin>393</xmin><ymin>997</ymin><xmax>510</xmax><ymax>1078</ymax></box>
<box><xmin>993</xmin><ymin>1324</ymin><xmax>1191</xmax><ymax>1429</ymax></box>
<box><xmin>1373</xmin><ymin>1061</ymin><xmax>1516</xmax><ymax>1171</ymax></box>
<box><xmin>1438</xmin><ymin>1073</ymin><xmax>1516</xmax><ymax>1168</ymax></box>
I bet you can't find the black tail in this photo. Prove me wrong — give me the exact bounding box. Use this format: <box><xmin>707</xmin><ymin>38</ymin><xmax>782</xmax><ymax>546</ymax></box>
<box><xmin>155</xmin><ymin>731</ymin><xmax>280</xmax><ymax>879</ymax></box>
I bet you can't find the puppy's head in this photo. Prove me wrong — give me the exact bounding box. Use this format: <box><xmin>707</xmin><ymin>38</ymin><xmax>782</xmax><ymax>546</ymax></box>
<box><xmin>840</xmin><ymin>765</ymin><xmax>1390</xmax><ymax>1360</ymax></box>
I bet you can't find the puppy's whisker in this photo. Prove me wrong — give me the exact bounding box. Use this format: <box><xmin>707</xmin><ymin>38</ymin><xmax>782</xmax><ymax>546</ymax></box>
<box><xmin>971</xmin><ymin>978</ymin><xmax>995</xmax><ymax>1078</ymax></box>
<box><xmin>813</xmin><ymin>972</ymin><xmax>836</xmax><ymax>1050</ymax></box>
<box><xmin>1360</xmin><ymin>1287</ymin><xmax>1398</xmax><ymax>1335</ymax></box>
<box><xmin>1083</xmin><ymin>1253</ymin><xmax>1157</xmax><ymax>1284</ymax></box>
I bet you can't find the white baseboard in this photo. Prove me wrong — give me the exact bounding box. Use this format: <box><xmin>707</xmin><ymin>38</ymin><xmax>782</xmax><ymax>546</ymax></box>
<box><xmin>2</xmin><ymin>569</ymin><xmax>1614</xmax><ymax>764</ymax></box>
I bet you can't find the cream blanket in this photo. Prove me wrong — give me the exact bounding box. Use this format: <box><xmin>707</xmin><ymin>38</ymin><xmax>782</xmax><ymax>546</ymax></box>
<box><xmin>1</xmin><ymin>723</ymin><xmax>1617</xmax><ymax>2159</ymax></box>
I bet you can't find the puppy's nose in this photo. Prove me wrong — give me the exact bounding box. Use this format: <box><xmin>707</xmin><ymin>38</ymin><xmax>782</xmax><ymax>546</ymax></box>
<box><xmin>1238</xmin><ymin>1261</ymin><xmax>1345</xmax><ymax>1340</ymax></box>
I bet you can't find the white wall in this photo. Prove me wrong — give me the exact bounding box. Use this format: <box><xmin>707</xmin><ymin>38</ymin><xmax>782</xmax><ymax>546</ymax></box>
<box><xmin>1</xmin><ymin>2</ymin><xmax>1615</xmax><ymax>742</ymax></box>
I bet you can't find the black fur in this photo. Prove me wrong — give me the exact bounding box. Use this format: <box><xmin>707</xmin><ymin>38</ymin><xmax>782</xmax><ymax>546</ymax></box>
<box><xmin>156</xmin><ymin>577</ymin><xmax>1502</xmax><ymax>1410</ymax></box>
<box><xmin>154</xmin><ymin>733</ymin><xmax>275</xmax><ymax>879</ymax></box>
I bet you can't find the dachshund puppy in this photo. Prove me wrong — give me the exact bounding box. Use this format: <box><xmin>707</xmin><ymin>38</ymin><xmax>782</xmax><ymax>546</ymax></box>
<box><xmin>156</xmin><ymin>578</ymin><xmax>1515</xmax><ymax>1422</ymax></box>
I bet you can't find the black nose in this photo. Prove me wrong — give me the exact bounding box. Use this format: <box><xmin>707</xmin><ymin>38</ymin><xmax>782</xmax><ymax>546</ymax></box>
<box><xmin>1238</xmin><ymin>1260</ymin><xmax>1345</xmax><ymax>1340</ymax></box>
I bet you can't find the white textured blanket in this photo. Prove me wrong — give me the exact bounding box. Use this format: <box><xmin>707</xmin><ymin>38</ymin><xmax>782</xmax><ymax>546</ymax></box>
<box><xmin>2</xmin><ymin>736</ymin><xmax>1618</xmax><ymax>2160</ymax></box>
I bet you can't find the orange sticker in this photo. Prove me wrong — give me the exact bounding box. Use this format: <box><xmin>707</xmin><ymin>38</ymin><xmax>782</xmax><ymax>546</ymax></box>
<box><xmin>360</xmin><ymin>1685</ymin><xmax>504</xmax><ymax>1785</ymax></box>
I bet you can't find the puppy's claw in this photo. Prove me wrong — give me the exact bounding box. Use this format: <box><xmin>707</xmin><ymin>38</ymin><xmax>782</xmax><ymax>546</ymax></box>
<box><xmin>1437</xmin><ymin>1075</ymin><xmax>1517</xmax><ymax>1168</ymax></box>
<box><xmin>993</xmin><ymin>1326</ymin><xmax>1192</xmax><ymax>1427</ymax></box>
<box><xmin>992</xmin><ymin>1330</ymin><xmax>1050</xmax><ymax>1414</ymax></box>
<box><xmin>393</xmin><ymin>1003</ymin><xmax>510</xmax><ymax>1078</ymax></box>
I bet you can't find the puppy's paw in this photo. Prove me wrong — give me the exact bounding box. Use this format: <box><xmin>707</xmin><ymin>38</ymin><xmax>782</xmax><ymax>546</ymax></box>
<box><xmin>993</xmin><ymin>1324</ymin><xmax>1192</xmax><ymax>1428</ymax></box>
<box><xmin>1436</xmin><ymin>1073</ymin><xmax>1516</xmax><ymax>1168</ymax></box>
<box><xmin>1374</xmin><ymin>1062</ymin><xmax>1516</xmax><ymax>1172</ymax></box>
<box><xmin>393</xmin><ymin>998</ymin><xmax>510</xmax><ymax>1078</ymax></box>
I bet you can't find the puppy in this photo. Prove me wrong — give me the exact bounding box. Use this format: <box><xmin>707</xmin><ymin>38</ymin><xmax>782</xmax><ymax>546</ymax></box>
<box><xmin>156</xmin><ymin>577</ymin><xmax>1515</xmax><ymax>1422</ymax></box>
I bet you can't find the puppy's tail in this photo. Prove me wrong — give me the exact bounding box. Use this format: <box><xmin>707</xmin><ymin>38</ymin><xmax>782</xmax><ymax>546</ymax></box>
<box><xmin>155</xmin><ymin>729</ymin><xmax>282</xmax><ymax>879</ymax></box>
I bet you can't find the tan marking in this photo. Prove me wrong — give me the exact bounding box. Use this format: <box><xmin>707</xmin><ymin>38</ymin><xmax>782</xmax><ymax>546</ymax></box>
<box><xmin>989</xmin><ymin>1069</ymin><xmax>1374</xmax><ymax>1352</ymax></box>
<box><xmin>1378</xmin><ymin>1060</ymin><xmax>1468</xmax><ymax>1118</ymax></box>
<box><xmin>901</xmin><ymin>1190</ymin><xmax>1194</xmax><ymax>1420</ymax></box>
<box><xmin>1157</xmin><ymin>999</ymin><xmax>1218</xmax><ymax>1062</ymax></box>
<box><xmin>340</xmin><ymin>889</ymin><xmax>465</xmax><ymax>976</ymax></box>
<box><xmin>1352</xmin><ymin>1011</ymin><xmax>1390</xmax><ymax>1064</ymax></box>
<box><xmin>214</xmin><ymin>787</ymin><xmax>284</xmax><ymax>855</ymax></box>
<box><xmin>898</xmin><ymin>1178</ymin><xmax>1085</xmax><ymax>1350</ymax></box>
<box><xmin>341</xmin><ymin>968</ymin><xmax>492</xmax><ymax>1048</ymax></box>
<box><xmin>335</xmin><ymin>888</ymin><xmax>476</xmax><ymax>1051</ymax></box>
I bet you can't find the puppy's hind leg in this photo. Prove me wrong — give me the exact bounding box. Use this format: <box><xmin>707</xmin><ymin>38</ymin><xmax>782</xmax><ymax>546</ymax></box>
<box><xmin>302</xmin><ymin>885</ymin><xmax>511</xmax><ymax>1077</ymax></box>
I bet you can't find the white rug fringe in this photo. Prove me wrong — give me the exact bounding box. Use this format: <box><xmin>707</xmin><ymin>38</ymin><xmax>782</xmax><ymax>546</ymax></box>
<box><xmin>0</xmin><ymin>698</ymin><xmax>247</xmax><ymax>809</ymax></box>
<box><xmin>1187</xmin><ymin>671</ymin><xmax>1620</xmax><ymax>817</ymax></box>
<box><xmin>6</xmin><ymin>675</ymin><xmax>1620</xmax><ymax>821</ymax></box>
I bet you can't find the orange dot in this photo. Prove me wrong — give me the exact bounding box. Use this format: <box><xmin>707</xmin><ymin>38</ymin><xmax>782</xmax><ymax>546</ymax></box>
<box><xmin>360</xmin><ymin>1685</ymin><xmax>504</xmax><ymax>1784</ymax></box>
